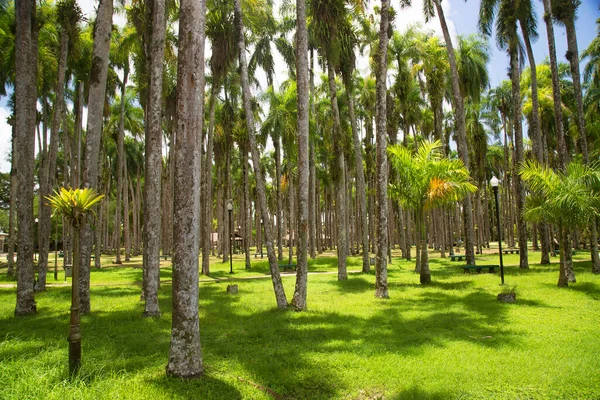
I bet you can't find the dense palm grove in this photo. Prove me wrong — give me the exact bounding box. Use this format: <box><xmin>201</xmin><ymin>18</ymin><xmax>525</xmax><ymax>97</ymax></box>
<box><xmin>2</xmin><ymin>0</ymin><xmax>600</xmax><ymax>377</ymax></box>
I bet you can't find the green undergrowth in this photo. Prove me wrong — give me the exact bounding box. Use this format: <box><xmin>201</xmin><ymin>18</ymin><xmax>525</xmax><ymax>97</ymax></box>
<box><xmin>1</xmin><ymin>250</ymin><xmax>599</xmax><ymax>399</ymax></box>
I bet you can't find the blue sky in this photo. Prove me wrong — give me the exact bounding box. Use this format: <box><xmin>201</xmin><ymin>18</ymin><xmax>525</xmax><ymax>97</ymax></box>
<box><xmin>0</xmin><ymin>0</ymin><xmax>598</xmax><ymax>173</ymax></box>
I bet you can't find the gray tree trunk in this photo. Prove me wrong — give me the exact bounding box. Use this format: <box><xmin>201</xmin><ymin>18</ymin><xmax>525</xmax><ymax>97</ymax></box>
<box><xmin>563</xmin><ymin>19</ymin><xmax>600</xmax><ymax>271</ymax></box>
<box><xmin>375</xmin><ymin>0</ymin><xmax>390</xmax><ymax>298</ymax></box>
<box><xmin>166</xmin><ymin>0</ymin><xmax>206</xmax><ymax>378</ymax></box>
<box><xmin>508</xmin><ymin>33</ymin><xmax>529</xmax><ymax>269</ymax></box>
<box><xmin>521</xmin><ymin>25</ymin><xmax>551</xmax><ymax>265</ymax></box>
<box><xmin>343</xmin><ymin>77</ymin><xmax>369</xmax><ymax>273</ymax></box>
<box><xmin>114</xmin><ymin>70</ymin><xmax>128</xmax><ymax>265</ymax></box>
<box><xmin>202</xmin><ymin>82</ymin><xmax>218</xmax><ymax>275</ymax></box>
<box><xmin>124</xmin><ymin>156</ymin><xmax>131</xmax><ymax>261</ymax></box>
<box><xmin>325</xmin><ymin>60</ymin><xmax>348</xmax><ymax>280</ymax></box>
<box><xmin>78</xmin><ymin>0</ymin><xmax>113</xmax><ymax>314</ymax></box>
<box><xmin>308</xmin><ymin>50</ymin><xmax>317</xmax><ymax>259</ymax></box>
<box><xmin>35</xmin><ymin>29</ymin><xmax>69</xmax><ymax>291</ymax></box>
<box><xmin>291</xmin><ymin>0</ymin><xmax>309</xmax><ymax>310</ymax></box>
<box><xmin>541</xmin><ymin>0</ymin><xmax>568</xmax><ymax>168</ymax></box>
<box><xmin>434</xmin><ymin>0</ymin><xmax>476</xmax><ymax>266</ymax></box>
<box><xmin>14</xmin><ymin>0</ymin><xmax>37</xmax><ymax>315</ymax></box>
<box><xmin>275</xmin><ymin>139</ymin><xmax>283</xmax><ymax>261</ymax></box>
<box><xmin>234</xmin><ymin>0</ymin><xmax>287</xmax><ymax>308</ymax></box>
<box><xmin>143</xmin><ymin>0</ymin><xmax>166</xmax><ymax>318</ymax></box>
<box><xmin>7</xmin><ymin>122</ymin><xmax>17</xmax><ymax>276</ymax></box>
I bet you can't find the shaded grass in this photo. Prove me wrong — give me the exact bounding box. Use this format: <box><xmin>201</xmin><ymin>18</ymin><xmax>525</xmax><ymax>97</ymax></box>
<box><xmin>0</xmin><ymin>249</ymin><xmax>599</xmax><ymax>399</ymax></box>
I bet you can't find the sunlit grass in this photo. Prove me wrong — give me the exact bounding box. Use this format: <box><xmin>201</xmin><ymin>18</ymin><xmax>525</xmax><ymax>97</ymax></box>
<box><xmin>1</xmin><ymin>247</ymin><xmax>599</xmax><ymax>399</ymax></box>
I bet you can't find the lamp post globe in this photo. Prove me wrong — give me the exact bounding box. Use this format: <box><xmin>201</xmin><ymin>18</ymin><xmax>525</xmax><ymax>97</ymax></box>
<box><xmin>490</xmin><ymin>176</ymin><xmax>505</xmax><ymax>285</ymax></box>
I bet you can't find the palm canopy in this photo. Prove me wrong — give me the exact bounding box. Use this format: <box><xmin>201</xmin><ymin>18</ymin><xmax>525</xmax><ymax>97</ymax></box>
<box><xmin>520</xmin><ymin>159</ymin><xmax>600</xmax><ymax>229</ymax></box>
<box><xmin>388</xmin><ymin>140</ymin><xmax>477</xmax><ymax>213</ymax></box>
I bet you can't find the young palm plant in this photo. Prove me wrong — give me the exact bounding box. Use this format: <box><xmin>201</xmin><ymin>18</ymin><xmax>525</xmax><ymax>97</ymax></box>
<box><xmin>46</xmin><ymin>187</ymin><xmax>104</xmax><ymax>375</ymax></box>
<box><xmin>388</xmin><ymin>140</ymin><xmax>476</xmax><ymax>284</ymax></box>
<box><xmin>520</xmin><ymin>160</ymin><xmax>600</xmax><ymax>287</ymax></box>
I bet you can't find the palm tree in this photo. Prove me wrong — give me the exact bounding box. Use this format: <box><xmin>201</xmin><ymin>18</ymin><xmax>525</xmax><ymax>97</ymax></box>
<box><xmin>479</xmin><ymin>0</ymin><xmax>529</xmax><ymax>269</ymax></box>
<box><xmin>14</xmin><ymin>0</ymin><xmax>37</xmax><ymax>316</ymax></box>
<box><xmin>46</xmin><ymin>187</ymin><xmax>104</xmax><ymax>375</ymax></box>
<box><xmin>553</xmin><ymin>0</ymin><xmax>600</xmax><ymax>272</ymax></box>
<box><xmin>308</xmin><ymin>0</ymin><xmax>351</xmax><ymax>279</ymax></box>
<box><xmin>540</xmin><ymin>0</ymin><xmax>569</xmax><ymax>167</ymax></box>
<box><xmin>35</xmin><ymin>0</ymin><xmax>84</xmax><ymax>291</ymax></box>
<box><xmin>389</xmin><ymin>140</ymin><xmax>477</xmax><ymax>284</ymax></box>
<box><xmin>166</xmin><ymin>0</ymin><xmax>206</xmax><ymax>378</ymax></box>
<box><xmin>521</xmin><ymin>160</ymin><xmax>600</xmax><ymax>286</ymax></box>
<box><xmin>292</xmin><ymin>0</ymin><xmax>309</xmax><ymax>309</ymax></box>
<box><xmin>78</xmin><ymin>0</ymin><xmax>113</xmax><ymax>314</ymax></box>
<box><xmin>234</xmin><ymin>0</ymin><xmax>288</xmax><ymax>308</ymax></box>
<box><xmin>421</xmin><ymin>0</ymin><xmax>476</xmax><ymax>268</ymax></box>
<box><xmin>374</xmin><ymin>0</ymin><xmax>390</xmax><ymax>298</ymax></box>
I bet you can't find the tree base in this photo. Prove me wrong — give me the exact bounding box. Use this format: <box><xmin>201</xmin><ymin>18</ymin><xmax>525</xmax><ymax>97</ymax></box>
<box><xmin>14</xmin><ymin>305</ymin><xmax>37</xmax><ymax>316</ymax></box>
<box><xmin>497</xmin><ymin>292</ymin><xmax>516</xmax><ymax>303</ymax></box>
<box><xmin>420</xmin><ymin>274</ymin><xmax>431</xmax><ymax>285</ymax></box>
<box><xmin>142</xmin><ymin>310</ymin><xmax>161</xmax><ymax>318</ymax></box>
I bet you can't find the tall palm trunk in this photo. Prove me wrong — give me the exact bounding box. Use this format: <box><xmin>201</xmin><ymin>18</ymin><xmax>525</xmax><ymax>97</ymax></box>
<box><xmin>557</xmin><ymin>222</ymin><xmax>570</xmax><ymax>287</ymax></box>
<box><xmin>508</xmin><ymin>31</ymin><xmax>529</xmax><ymax>269</ymax></box>
<box><xmin>78</xmin><ymin>0</ymin><xmax>113</xmax><ymax>314</ymax></box>
<box><xmin>308</xmin><ymin>49</ymin><xmax>317</xmax><ymax>259</ymax></box>
<box><xmin>234</xmin><ymin>0</ymin><xmax>287</xmax><ymax>308</ymax></box>
<box><xmin>242</xmin><ymin>142</ymin><xmax>251</xmax><ymax>269</ymax></box>
<box><xmin>7</xmin><ymin>124</ymin><xmax>17</xmax><ymax>276</ymax></box>
<box><xmin>343</xmin><ymin>75</ymin><xmax>369</xmax><ymax>273</ymax></box>
<box><xmin>521</xmin><ymin>23</ymin><xmax>551</xmax><ymax>265</ymax></box>
<box><xmin>114</xmin><ymin>70</ymin><xmax>128</xmax><ymax>265</ymax></box>
<box><xmin>275</xmin><ymin>139</ymin><xmax>283</xmax><ymax>261</ymax></box>
<box><xmin>14</xmin><ymin>0</ymin><xmax>37</xmax><ymax>315</ymax></box>
<box><xmin>36</xmin><ymin>28</ymin><xmax>69</xmax><ymax>291</ymax></box>
<box><xmin>202</xmin><ymin>82</ymin><xmax>218</xmax><ymax>275</ymax></box>
<box><xmin>166</xmin><ymin>0</ymin><xmax>205</xmax><ymax>378</ymax></box>
<box><xmin>123</xmin><ymin>157</ymin><xmax>130</xmax><ymax>261</ymax></box>
<box><xmin>375</xmin><ymin>0</ymin><xmax>390</xmax><ymax>298</ymax></box>
<box><xmin>143</xmin><ymin>0</ymin><xmax>166</xmax><ymax>317</ymax></box>
<box><xmin>418</xmin><ymin>210</ymin><xmax>431</xmax><ymax>284</ymax></box>
<box><xmin>292</xmin><ymin>0</ymin><xmax>309</xmax><ymax>309</ymax></box>
<box><xmin>541</xmin><ymin>0</ymin><xmax>568</xmax><ymax>168</ymax></box>
<box><xmin>434</xmin><ymin>0</ymin><xmax>475</xmax><ymax>267</ymax></box>
<box><xmin>326</xmin><ymin>59</ymin><xmax>348</xmax><ymax>280</ymax></box>
<box><xmin>562</xmin><ymin>17</ymin><xmax>600</xmax><ymax>272</ymax></box>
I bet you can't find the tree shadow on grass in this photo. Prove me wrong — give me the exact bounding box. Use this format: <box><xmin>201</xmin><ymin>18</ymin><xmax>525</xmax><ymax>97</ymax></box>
<box><xmin>390</xmin><ymin>386</ymin><xmax>452</xmax><ymax>399</ymax></box>
<box><xmin>150</xmin><ymin>374</ymin><xmax>243</xmax><ymax>400</ymax></box>
<box><xmin>192</xmin><ymin>282</ymin><xmax>525</xmax><ymax>399</ymax></box>
<box><xmin>564</xmin><ymin>282</ymin><xmax>600</xmax><ymax>300</ymax></box>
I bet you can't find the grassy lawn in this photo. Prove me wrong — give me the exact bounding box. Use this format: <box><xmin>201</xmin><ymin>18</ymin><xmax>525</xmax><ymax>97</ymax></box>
<box><xmin>0</xmin><ymin>248</ymin><xmax>599</xmax><ymax>399</ymax></box>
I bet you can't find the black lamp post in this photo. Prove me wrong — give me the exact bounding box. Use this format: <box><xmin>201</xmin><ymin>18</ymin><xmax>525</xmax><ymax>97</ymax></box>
<box><xmin>491</xmin><ymin>176</ymin><xmax>505</xmax><ymax>285</ymax></box>
<box><xmin>227</xmin><ymin>200</ymin><xmax>233</xmax><ymax>274</ymax></box>
<box><xmin>34</xmin><ymin>217</ymin><xmax>38</xmax><ymax>261</ymax></box>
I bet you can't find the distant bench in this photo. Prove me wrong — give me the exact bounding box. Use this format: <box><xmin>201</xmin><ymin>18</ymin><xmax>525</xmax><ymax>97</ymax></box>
<box><xmin>462</xmin><ymin>264</ymin><xmax>498</xmax><ymax>274</ymax></box>
<box><xmin>253</xmin><ymin>253</ymin><xmax>264</xmax><ymax>258</ymax></box>
<box><xmin>162</xmin><ymin>254</ymin><xmax>171</xmax><ymax>260</ymax></box>
<box><xmin>552</xmin><ymin>249</ymin><xmax>577</xmax><ymax>256</ymax></box>
<box><xmin>450</xmin><ymin>254</ymin><xmax>465</xmax><ymax>262</ymax></box>
<box><xmin>503</xmin><ymin>249</ymin><xmax>519</xmax><ymax>254</ymax></box>
<box><xmin>278</xmin><ymin>263</ymin><xmax>296</xmax><ymax>271</ymax></box>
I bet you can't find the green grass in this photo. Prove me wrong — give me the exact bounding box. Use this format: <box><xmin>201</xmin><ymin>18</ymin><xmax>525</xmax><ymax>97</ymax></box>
<box><xmin>1</xmin><ymin>248</ymin><xmax>599</xmax><ymax>399</ymax></box>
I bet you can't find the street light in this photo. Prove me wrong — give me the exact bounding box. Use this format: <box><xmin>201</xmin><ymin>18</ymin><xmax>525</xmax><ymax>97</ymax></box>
<box><xmin>490</xmin><ymin>176</ymin><xmax>505</xmax><ymax>285</ymax></box>
<box><xmin>34</xmin><ymin>217</ymin><xmax>39</xmax><ymax>261</ymax></box>
<box><xmin>227</xmin><ymin>200</ymin><xmax>233</xmax><ymax>274</ymax></box>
